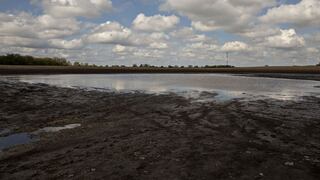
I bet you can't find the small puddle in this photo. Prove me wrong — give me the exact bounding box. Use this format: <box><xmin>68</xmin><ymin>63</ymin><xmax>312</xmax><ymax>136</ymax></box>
<box><xmin>0</xmin><ymin>129</ymin><xmax>11</xmax><ymax>136</ymax></box>
<box><xmin>33</xmin><ymin>124</ymin><xmax>81</xmax><ymax>134</ymax></box>
<box><xmin>0</xmin><ymin>133</ymin><xmax>34</xmax><ymax>151</ymax></box>
<box><xmin>0</xmin><ymin>124</ymin><xmax>81</xmax><ymax>151</ymax></box>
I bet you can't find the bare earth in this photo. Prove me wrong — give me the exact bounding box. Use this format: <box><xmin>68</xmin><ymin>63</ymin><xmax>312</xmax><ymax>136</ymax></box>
<box><xmin>0</xmin><ymin>80</ymin><xmax>320</xmax><ymax>179</ymax></box>
<box><xmin>1</xmin><ymin>65</ymin><xmax>320</xmax><ymax>75</ymax></box>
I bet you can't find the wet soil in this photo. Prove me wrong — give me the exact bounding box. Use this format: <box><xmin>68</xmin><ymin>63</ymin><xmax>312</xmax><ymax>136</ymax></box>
<box><xmin>0</xmin><ymin>81</ymin><xmax>320</xmax><ymax>180</ymax></box>
<box><xmin>240</xmin><ymin>73</ymin><xmax>320</xmax><ymax>81</ymax></box>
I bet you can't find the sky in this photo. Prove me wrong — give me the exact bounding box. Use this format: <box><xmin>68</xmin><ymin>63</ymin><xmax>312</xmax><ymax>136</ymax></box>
<box><xmin>0</xmin><ymin>0</ymin><xmax>319</xmax><ymax>67</ymax></box>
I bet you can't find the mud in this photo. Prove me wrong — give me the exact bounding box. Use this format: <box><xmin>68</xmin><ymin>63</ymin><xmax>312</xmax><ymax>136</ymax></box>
<box><xmin>240</xmin><ymin>73</ymin><xmax>320</xmax><ymax>81</ymax></box>
<box><xmin>0</xmin><ymin>80</ymin><xmax>319</xmax><ymax>179</ymax></box>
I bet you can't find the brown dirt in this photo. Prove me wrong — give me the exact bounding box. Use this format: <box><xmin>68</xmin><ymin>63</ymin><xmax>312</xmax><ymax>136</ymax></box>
<box><xmin>0</xmin><ymin>81</ymin><xmax>319</xmax><ymax>179</ymax></box>
<box><xmin>0</xmin><ymin>65</ymin><xmax>320</xmax><ymax>75</ymax></box>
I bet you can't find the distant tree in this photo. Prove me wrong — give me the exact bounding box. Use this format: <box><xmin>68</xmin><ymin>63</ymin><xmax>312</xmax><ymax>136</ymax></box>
<box><xmin>73</xmin><ymin>62</ymin><xmax>81</xmax><ymax>66</ymax></box>
<box><xmin>317</xmin><ymin>62</ymin><xmax>320</xmax><ymax>66</ymax></box>
<box><xmin>132</xmin><ymin>64</ymin><xmax>137</xmax><ymax>67</ymax></box>
<box><xmin>0</xmin><ymin>54</ymin><xmax>72</xmax><ymax>66</ymax></box>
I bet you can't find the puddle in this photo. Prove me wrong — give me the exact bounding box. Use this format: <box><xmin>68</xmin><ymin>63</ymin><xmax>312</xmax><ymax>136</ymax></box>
<box><xmin>0</xmin><ymin>129</ymin><xmax>11</xmax><ymax>136</ymax></box>
<box><xmin>3</xmin><ymin>74</ymin><xmax>320</xmax><ymax>101</ymax></box>
<box><xmin>0</xmin><ymin>133</ymin><xmax>34</xmax><ymax>151</ymax></box>
<box><xmin>0</xmin><ymin>124</ymin><xmax>81</xmax><ymax>152</ymax></box>
<box><xmin>33</xmin><ymin>124</ymin><xmax>81</xmax><ymax>134</ymax></box>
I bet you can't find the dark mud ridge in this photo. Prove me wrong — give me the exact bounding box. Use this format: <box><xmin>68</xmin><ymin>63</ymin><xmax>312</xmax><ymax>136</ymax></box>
<box><xmin>0</xmin><ymin>81</ymin><xmax>320</xmax><ymax>180</ymax></box>
<box><xmin>239</xmin><ymin>73</ymin><xmax>320</xmax><ymax>81</ymax></box>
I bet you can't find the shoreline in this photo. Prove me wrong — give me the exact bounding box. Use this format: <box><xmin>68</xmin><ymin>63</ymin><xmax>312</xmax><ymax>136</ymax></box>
<box><xmin>1</xmin><ymin>65</ymin><xmax>320</xmax><ymax>82</ymax></box>
<box><xmin>1</xmin><ymin>65</ymin><xmax>320</xmax><ymax>75</ymax></box>
<box><xmin>0</xmin><ymin>80</ymin><xmax>320</xmax><ymax>179</ymax></box>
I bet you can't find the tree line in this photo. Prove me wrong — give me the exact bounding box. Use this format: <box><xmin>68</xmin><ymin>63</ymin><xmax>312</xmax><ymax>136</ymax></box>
<box><xmin>0</xmin><ymin>54</ymin><xmax>235</xmax><ymax>68</ymax></box>
<box><xmin>1</xmin><ymin>54</ymin><xmax>320</xmax><ymax>68</ymax></box>
<box><xmin>0</xmin><ymin>54</ymin><xmax>71</xmax><ymax>66</ymax></box>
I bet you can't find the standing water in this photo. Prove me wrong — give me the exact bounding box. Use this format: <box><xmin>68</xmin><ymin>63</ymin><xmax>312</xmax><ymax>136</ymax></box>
<box><xmin>2</xmin><ymin>74</ymin><xmax>320</xmax><ymax>101</ymax></box>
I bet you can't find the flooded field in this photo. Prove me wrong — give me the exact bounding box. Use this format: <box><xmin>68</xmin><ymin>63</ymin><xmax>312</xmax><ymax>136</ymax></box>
<box><xmin>3</xmin><ymin>74</ymin><xmax>320</xmax><ymax>101</ymax></box>
<box><xmin>1</xmin><ymin>75</ymin><xmax>320</xmax><ymax>179</ymax></box>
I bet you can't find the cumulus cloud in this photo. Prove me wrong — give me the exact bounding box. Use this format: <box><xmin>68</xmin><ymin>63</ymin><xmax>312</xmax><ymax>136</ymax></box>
<box><xmin>170</xmin><ymin>27</ymin><xmax>212</xmax><ymax>44</ymax></box>
<box><xmin>132</xmin><ymin>13</ymin><xmax>180</xmax><ymax>32</ymax></box>
<box><xmin>32</xmin><ymin>0</ymin><xmax>113</xmax><ymax>18</ymax></box>
<box><xmin>161</xmin><ymin>0</ymin><xmax>276</xmax><ymax>32</ymax></box>
<box><xmin>86</xmin><ymin>21</ymin><xmax>171</xmax><ymax>50</ymax></box>
<box><xmin>85</xmin><ymin>21</ymin><xmax>132</xmax><ymax>45</ymax></box>
<box><xmin>238</xmin><ymin>25</ymin><xmax>280</xmax><ymax>39</ymax></box>
<box><xmin>0</xmin><ymin>12</ymin><xmax>82</xmax><ymax>49</ymax></box>
<box><xmin>0</xmin><ymin>0</ymin><xmax>318</xmax><ymax>66</ymax></box>
<box><xmin>260</xmin><ymin>0</ymin><xmax>320</xmax><ymax>27</ymax></box>
<box><xmin>128</xmin><ymin>32</ymin><xmax>170</xmax><ymax>49</ymax></box>
<box><xmin>0</xmin><ymin>12</ymin><xmax>80</xmax><ymax>39</ymax></box>
<box><xmin>265</xmin><ymin>29</ymin><xmax>305</xmax><ymax>49</ymax></box>
<box><xmin>186</xmin><ymin>42</ymin><xmax>218</xmax><ymax>53</ymax></box>
<box><xmin>0</xmin><ymin>36</ymin><xmax>49</xmax><ymax>49</ymax></box>
<box><xmin>112</xmin><ymin>44</ymin><xmax>127</xmax><ymax>54</ymax></box>
<box><xmin>222</xmin><ymin>41</ymin><xmax>251</xmax><ymax>52</ymax></box>
<box><xmin>149</xmin><ymin>42</ymin><xmax>168</xmax><ymax>49</ymax></box>
<box><xmin>49</xmin><ymin>39</ymin><xmax>84</xmax><ymax>49</ymax></box>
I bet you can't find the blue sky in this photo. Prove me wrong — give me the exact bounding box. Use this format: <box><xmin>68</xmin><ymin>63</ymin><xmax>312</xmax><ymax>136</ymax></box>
<box><xmin>0</xmin><ymin>0</ymin><xmax>319</xmax><ymax>66</ymax></box>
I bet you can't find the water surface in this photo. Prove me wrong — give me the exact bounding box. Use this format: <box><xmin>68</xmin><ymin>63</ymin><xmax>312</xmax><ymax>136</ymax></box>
<box><xmin>0</xmin><ymin>133</ymin><xmax>33</xmax><ymax>151</ymax></box>
<box><xmin>3</xmin><ymin>74</ymin><xmax>320</xmax><ymax>100</ymax></box>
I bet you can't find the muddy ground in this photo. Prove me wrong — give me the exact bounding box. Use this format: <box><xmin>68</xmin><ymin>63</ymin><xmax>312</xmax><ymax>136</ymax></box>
<box><xmin>0</xmin><ymin>80</ymin><xmax>319</xmax><ymax>180</ymax></box>
<box><xmin>240</xmin><ymin>73</ymin><xmax>320</xmax><ymax>81</ymax></box>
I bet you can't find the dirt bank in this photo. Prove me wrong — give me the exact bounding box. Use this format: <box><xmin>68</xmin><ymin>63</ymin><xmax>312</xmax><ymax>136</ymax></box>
<box><xmin>0</xmin><ymin>81</ymin><xmax>319</xmax><ymax>179</ymax></box>
<box><xmin>1</xmin><ymin>65</ymin><xmax>320</xmax><ymax>75</ymax></box>
<box><xmin>239</xmin><ymin>73</ymin><xmax>320</xmax><ymax>81</ymax></box>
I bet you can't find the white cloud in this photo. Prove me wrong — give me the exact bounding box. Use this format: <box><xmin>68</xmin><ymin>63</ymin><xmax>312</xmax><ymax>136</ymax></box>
<box><xmin>129</xmin><ymin>32</ymin><xmax>170</xmax><ymax>48</ymax></box>
<box><xmin>49</xmin><ymin>39</ymin><xmax>84</xmax><ymax>49</ymax></box>
<box><xmin>85</xmin><ymin>21</ymin><xmax>132</xmax><ymax>45</ymax></box>
<box><xmin>132</xmin><ymin>13</ymin><xmax>180</xmax><ymax>32</ymax></box>
<box><xmin>306</xmin><ymin>47</ymin><xmax>319</xmax><ymax>53</ymax></box>
<box><xmin>238</xmin><ymin>25</ymin><xmax>280</xmax><ymax>39</ymax></box>
<box><xmin>132</xmin><ymin>49</ymin><xmax>164</xmax><ymax>58</ymax></box>
<box><xmin>171</xmin><ymin>28</ymin><xmax>208</xmax><ymax>43</ymax></box>
<box><xmin>0</xmin><ymin>0</ymin><xmax>319</xmax><ymax>66</ymax></box>
<box><xmin>260</xmin><ymin>0</ymin><xmax>320</xmax><ymax>27</ymax></box>
<box><xmin>150</xmin><ymin>42</ymin><xmax>168</xmax><ymax>49</ymax></box>
<box><xmin>33</xmin><ymin>0</ymin><xmax>113</xmax><ymax>18</ymax></box>
<box><xmin>0</xmin><ymin>36</ymin><xmax>49</xmax><ymax>48</ymax></box>
<box><xmin>265</xmin><ymin>29</ymin><xmax>305</xmax><ymax>49</ymax></box>
<box><xmin>187</xmin><ymin>42</ymin><xmax>218</xmax><ymax>50</ymax></box>
<box><xmin>191</xmin><ymin>21</ymin><xmax>217</xmax><ymax>32</ymax></box>
<box><xmin>222</xmin><ymin>41</ymin><xmax>250</xmax><ymax>52</ymax></box>
<box><xmin>162</xmin><ymin>0</ymin><xmax>276</xmax><ymax>32</ymax></box>
<box><xmin>0</xmin><ymin>12</ymin><xmax>82</xmax><ymax>49</ymax></box>
<box><xmin>0</xmin><ymin>12</ymin><xmax>80</xmax><ymax>39</ymax></box>
<box><xmin>112</xmin><ymin>44</ymin><xmax>126</xmax><ymax>53</ymax></box>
